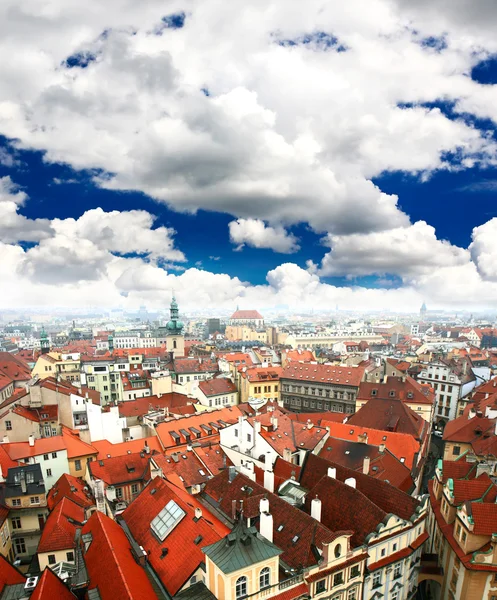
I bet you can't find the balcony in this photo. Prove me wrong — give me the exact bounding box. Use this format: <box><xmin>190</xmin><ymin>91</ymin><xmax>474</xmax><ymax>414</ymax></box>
<box><xmin>11</xmin><ymin>527</ymin><xmax>42</xmax><ymax>539</ymax></box>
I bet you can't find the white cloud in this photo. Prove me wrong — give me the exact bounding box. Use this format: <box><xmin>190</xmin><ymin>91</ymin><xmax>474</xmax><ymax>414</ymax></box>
<box><xmin>229</xmin><ymin>218</ymin><xmax>299</xmax><ymax>253</ymax></box>
<box><xmin>315</xmin><ymin>221</ymin><xmax>469</xmax><ymax>279</ymax></box>
<box><xmin>470</xmin><ymin>218</ymin><xmax>497</xmax><ymax>281</ymax></box>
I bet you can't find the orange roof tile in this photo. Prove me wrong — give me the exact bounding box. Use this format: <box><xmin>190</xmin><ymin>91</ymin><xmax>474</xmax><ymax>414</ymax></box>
<box><xmin>92</xmin><ymin>437</ymin><xmax>162</xmax><ymax>460</ymax></box>
<box><xmin>38</xmin><ymin>497</ymin><xmax>85</xmax><ymax>553</ymax></box>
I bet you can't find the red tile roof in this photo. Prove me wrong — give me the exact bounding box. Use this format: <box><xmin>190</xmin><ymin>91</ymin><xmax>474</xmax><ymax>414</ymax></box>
<box><xmin>239</xmin><ymin>366</ymin><xmax>282</xmax><ymax>382</ymax></box>
<box><xmin>30</xmin><ymin>568</ymin><xmax>77</xmax><ymax>600</ymax></box>
<box><xmin>92</xmin><ymin>437</ymin><xmax>162</xmax><ymax>459</ymax></box>
<box><xmin>198</xmin><ymin>378</ymin><xmax>237</xmax><ymax>397</ymax></box>
<box><xmin>440</xmin><ymin>460</ymin><xmax>477</xmax><ymax>483</ymax></box>
<box><xmin>2</xmin><ymin>436</ymin><xmax>67</xmax><ymax>460</ymax></box>
<box><xmin>450</xmin><ymin>473</ymin><xmax>496</xmax><ymax>505</ymax></box>
<box><xmin>82</xmin><ymin>511</ymin><xmax>159</xmax><ymax>600</ymax></box>
<box><xmin>116</xmin><ymin>393</ymin><xmax>191</xmax><ymax>418</ymax></box>
<box><xmin>0</xmin><ymin>553</ymin><xmax>25</xmax><ymax>593</ymax></box>
<box><xmin>285</xmin><ymin>349</ymin><xmax>315</xmax><ymax>363</ymax></box>
<box><xmin>38</xmin><ymin>497</ymin><xmax>85</xmax><ymax>553</ymax></box>
<box><xmin>11</xmin><ymin>405</ymin><xmax>58</xmax><ymax>423</ymax></box>
<box><xmin>151</xmin><ymin>451</ymin><xmax>211</xmax><ymax>489</ymax></box>
<box><xmin>282</xmin><ymin>362</ymin><xmax>365</xmax><ymax>387</ymax></box>
<box><xmin>230</xmin><ymin>310</ymin><xmax>263</xmax><ymax>320</ymax></box>
<box><xmin>174</xmin><ymin>358</ymin><xmax>218</xmax><ymax>374</ymax></box>
<box><xmin>122</xmin><ymin>477</ymin><xmax>229</xmax><ymax>595</ymax></box>
<box><xmin>0</xmin><ymin>352</ymin><xmax>32</xmax><ymax>382</ymax></box>
<box><xmin>470</xmin><ymin>503</ymin><xmax>497</xmax><ymax>535</ymax></box>
<box><xmin>358</xmin><ymin>375</ymin><xmax>435</xmax><ymax>406</ymax></box>
<box><xmin>89</xmin><ymin>452</ymin><xmax>152</xmax><ymax>486</ymax></box>
<box><xmin>47</xmin><ymin>473</ymin><xmax>95</xmax><ymax>511</ymax></box>
<box><xmin>443</xmin><ymin>414</ymin><xmax>496</xmax><ymax>445</ymax></box>
<box><xmin>61</xmin><ymin>427</ymin><xmax>97</xmax><ymax>459</ymax></box>
<box><xmin>218</xmin><ymin>352</ymin><xmax>254</xmax><ymax>366</ymax></box>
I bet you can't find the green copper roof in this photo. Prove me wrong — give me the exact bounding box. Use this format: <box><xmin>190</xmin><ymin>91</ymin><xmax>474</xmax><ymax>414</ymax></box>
<box><xmin>203</xmin><ymin>518</ymin><xmax>282</xmax><ymax>574</ymax></box>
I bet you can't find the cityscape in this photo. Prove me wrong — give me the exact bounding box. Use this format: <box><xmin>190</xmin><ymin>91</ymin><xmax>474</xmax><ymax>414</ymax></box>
<box><xmin>1</xmin><ymin>1</ymin><xmax>497</xmax><ymax>600</ymax></box>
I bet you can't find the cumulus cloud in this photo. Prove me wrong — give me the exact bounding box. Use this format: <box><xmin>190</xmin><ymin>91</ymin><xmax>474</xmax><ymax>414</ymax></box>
<box><xmin>229</xmin><ymin>218</ymin><xmax>299</xmax><ymax>253</ymax></box>
<box><xmin>470</xmin><ymin>218</ymin><xmax>497</xmax><ymax>281</ymax></box>
<box><xmin>315</xmin><ymin>221</ymin><xmax>469</xmax><ymax>279</ymax></box>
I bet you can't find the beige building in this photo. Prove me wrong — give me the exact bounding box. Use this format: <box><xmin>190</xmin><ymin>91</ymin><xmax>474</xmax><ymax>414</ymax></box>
<box><xmin>239</xmin><ymin>366</ymin><xmax>282</xmax><ymax>404</ymax></box>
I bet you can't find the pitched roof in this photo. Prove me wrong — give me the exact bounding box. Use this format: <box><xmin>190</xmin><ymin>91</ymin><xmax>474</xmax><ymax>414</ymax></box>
<box><xmin>82</xmin><ymin>511</ymin><xmax>159</xmax><ymax>600</ymax></box>
<box><xmin>440</xmin><ymin>460</ymin><xmax>477</xmax><ymax>483</ymax></box>
<box><xmin>10</xmin><ymin>404</ymin><xmax>59</xmax><ymax>422</ymax></box>
<box><xmin>0</xmin><ymin>351</ymin><xmax>32</xmax><ymax>382</ymax></box>
<box><xmin>61</xmin><ymin>427</ymin><xmax>97</xmax><ymax>459</ymax></box>
<box><xmin>203</xmin><ymin>517</ymin><xmax>282</xmax><ymax>574</ymax></box>
<box><xmin>218</xmin><ymin>352</ymin><xmax>254</xmax><ymax>366</ymax></box>
<box><xmin>230</xmin><ymin>310</ymin><xmax>263</xmax><ymax>320</ymax></box>
<box><xmin>30</xmin><ymin>567</ymin><xmax>78</xmax><ymax>600</ymax></box>
<box><xmin>443</xmin><ymin>414</ymin><xmax>496</xmax><ymax>445</ymax></box>
<box><xmin>198</xmin><ymin>378</ymin><xmax>237</xmax><ymax>397</ymax></box>
<box><xmin>0</xmin><ymin>553</ymin><xmax>25</xmax><ymax>593</ymax></box>
<box><xmin>173</xmin><ymin>358</ymin><xmax>218</xmax><ymax>374</ymax></box>
<box><xmin>47</xmin><ymin>473</ymin><xmax>95</xmax><ymax>510</ymax></box>
<box><xmin>91</xmin><ymin>437</ymin><xmax>162</xmax><ymax>459</ymax></box>
<box><xmin>282</xmin><ymin>362</ymin><xmax>365</xmax><ymax>387</ymax></box>
<box><xmin>239</xmin><ymin>366</ymin><xmax>282</xmax><ymax>382</ymax></box>
<box><xmin>116</xmin><ymin>392</ymin><xmax>191</xmax><ymax>418</ymax></box>
<box><xmin>470</xmin><ymin>503</ymin><xmax>497</xmax><ymax>535</ymax></box>
<box><xmin>449</xmin><ymin>473</ymin><xmax>496</xmax><ymax>506</ymax></box>
<box><xmin>151</xmin><ymin>451</ymin><xmax>212</xmax><ymax>489</ymax></box>
<box><xmin>357</xmin><ymin>375</ymin><xmax>435</xmax><ymax>405</ymax></box>
<box><xmin>89</xmin><ymin>453</ymin><xmax>151</xmax><ymax>486</ymax></box>
<box><xmin>347</xmin><ymin>397</ymin><xmax>426</xmax><ymax>440</ymax></box>
<box><xmin>37</xmin><ymin>497</ymin><xmax>85</xmax><ymax>553</ymax></box>
<box><xmin>122</xmin><ymin>477</ymin><xmax>229</xmax><ymax>595</ymax></box>
<box><xmin>203</xmin><ymin>470</ymin><xmax>342</xmax><ymax>570</ymax></box>
<box><xmin>1</xmin><ymin>436</ymin><xmax>67</xmax><ymax>460</ymax></box>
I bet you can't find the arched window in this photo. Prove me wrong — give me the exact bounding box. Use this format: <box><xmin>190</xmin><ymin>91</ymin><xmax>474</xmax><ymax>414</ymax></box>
<box><xmin>173</xmin><ymin>339</ymin><xmax>177</xmax><ymax>349</ymax></box>
<box><xmin>236</xmin><ymin>576</ymin><xmax>247</xmax><ymax>599</ymax></box>
<box><xmin>260</xmin><ymin>567</ymin><xmax>270</xmax><ymax>589</ymax></box>
<box><xmin>334</xmin><ymin>543</ymin><xmax>342</xmax><ymax>558</ymax></box>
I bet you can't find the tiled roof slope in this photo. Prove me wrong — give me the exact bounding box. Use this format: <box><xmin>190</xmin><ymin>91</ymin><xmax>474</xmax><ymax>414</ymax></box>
<box><xmin>89</xmin><ymin>452</ymin><xmax>151</xmax><ymax>486</ymax></box>
<box><xmin>82</xmin><ymin>511</ymin><xmax>159</xmax><ymax>600</ymax></box>
<box><xmin>198</xmin><ymin>378</ymin><xmax>237</xmax><ymax>397</ymax></box>
<box><xmin>30</xmin><ymin>567</ymin><xmax>77</xmax><ymax>600</ymax></box>
<box><xmin>0</xmin><ymin>554</ymin><xmax>25</xmax><ymax>593</ymax></box>
<box><xmin>37</xmin><ymin>497</ymin><xmax>85</xmax><ymax>553</ymax></box>
<box><xmin>47</xmin><ymin>473</ymin><xmax>95</xmax><ymax>510</ymax></box>
<box><xmin>282</xmin><ymin>362</ymin><xmax>365</xmax><ymax>386</ymax></box>
<box><xmin>122</xmin><ymin>477</ymin><xmax>229</xmax><ymax>595</ymax></box>
<box><xmin>357</xmin><ymin>375</ymin><xmax>435</xmax><ymax>405</ymax></box>
<box><xmin>230</xmin><ymin>310</ymin><xmax>263</xmax><ymax>320</ymax></box>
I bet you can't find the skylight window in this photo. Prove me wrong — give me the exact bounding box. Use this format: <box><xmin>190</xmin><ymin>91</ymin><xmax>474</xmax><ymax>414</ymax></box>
<box><xmin>151</xmin><ymin>500</ymin><xmax>186</xmax><ymax>541</ymax></box>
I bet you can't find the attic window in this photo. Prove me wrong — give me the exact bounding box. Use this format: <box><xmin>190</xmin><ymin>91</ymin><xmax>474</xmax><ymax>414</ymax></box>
<box><xmin>400</xmin><ymin>458</ymin><xmax>405</xmax><ymax>463</ymax></box>
<box><xmin>389</xmin><ymin>390</ymin><xmax>395</xmax><ymax>397</ymax></box>
<box><xmin>292</xmin><ymin>535</ymin><xmax>299</xmax><ymax>543</ymax></box>
<box><xmin>151</xmin><ymin>500</ymin><xmax>186</xmax><ymax>541</ymax></box>
<box><xmin>371</xmin><ymin>389</ymin><xmax>378</xmax><ymax>396</ymax></box>
<box><xmin>199</xmin><ymin>470</ymin><xmax>206</xmax><ymax>476</ymax></box>
<box><xmin>349</xmin><ymin>430</ymin><xmax>354</xmax><ymax>435</ymax></box>
<box><xmin>194</xmin><ymin>535</ymin><xmax>203</xmax><ymax>545</ymax></box>
<box><xmin>382</xmin><ymin>436</ymin><xmax>387</xmax><ymax>441</ymax></box>
<box><xmin>277</xmin><ymin>524</ymin><xmax>284</xmax><ymax>532</ymax></box>
<box><xmin>99</xmin><ymin>460</ymin><xmax>104</xmax><ymax>466</ymax></box>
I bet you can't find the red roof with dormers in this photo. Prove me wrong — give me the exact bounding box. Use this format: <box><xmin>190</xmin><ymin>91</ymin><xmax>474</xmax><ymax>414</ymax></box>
<box><xmin>238</xmin><ymin>365</ymin><xmax>282</xmax><ymax>382</ymax></box>
<box><xmin>440</xmin><ymin>459</ymin><xmax>477</xmax><ymax>483</ymax></box>
<box><xmin>47</xmin><ymin>473</ymin><xmax>95</xmax><ymax>511</ymax></box>
<box><xmin>92</xmin><ymin>437</ymin><xmax>162</xmax><ymax>459</ymax></box>
<box><xmin>122</xmin><ymin>477</ymin><xmax>229</xmax><ymax>595</ymax></box>
<box><xmin>173</xmin><ymin>358</ymin><xmax>218</xmax><ymax>374</ymax></box>
<box><xmin>198</xmin><ymin>378</ymin><xmax>237</xmax><ymax>397</ymax></box>
<box><xmin>282</xmin><ymin>362</ymin><xmax>365</xmax><ymax>387</ymax></box>
<box><xmin>116</xmin><ymin>392</ymin><xmax>191</xmax><ymax>418</ymax></box>
<box><xmin>0</xmin><ymin>372</ymin><xmax>12</xmax><ymax>392</ymax></box>
<box><xmin>82</xmin><ymin>511</ymin><xmax>160</xmax><ymax>600</ymax></box>
<box><xmin>10</xmin><ymin>405</ymin><xmax>58</xmax><ymax>423</ymax></box>
<box><xmin>450</xmin><ymin>473</ymin><xmax>496</xmax><ymax>506</ymax></box>
<box><xmin>218</xmin><ymin>352</ymin><xmax>254</xmax><ymax>366</ymax></box>
<box><xmin>89</xmin><ymin>452</ymin><xmax>152</xmax><ymax>486</ymax></box>
<box><xmin>0</xmin><ymin>352</ymin><xmax>32</xmax><ymax>382</ymax></box>
<box><xmin>357</xmin><ymin>375</ymin><xmax>435</xmax><ymax>406</ymax></box>
<box><xmin>37</xmin><ymin>497</ymin><xmax>85</xmax><ymax>553</ymax></box>
<box><xmin>151</xmin><ymin>451</ymin><xmax>212</xmax><ymax>489</ymax></box>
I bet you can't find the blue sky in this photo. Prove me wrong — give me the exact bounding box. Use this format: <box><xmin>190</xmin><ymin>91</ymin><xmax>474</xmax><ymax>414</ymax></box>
<box><xmin>1</xmin><ymin>0</ymin><xmax>497</xmax><ymax>312</ymax></box>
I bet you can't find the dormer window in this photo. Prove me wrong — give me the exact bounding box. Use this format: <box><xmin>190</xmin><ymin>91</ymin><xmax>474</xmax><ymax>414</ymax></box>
<box><xmin>371</xmin><ymin>389</ymin><xmax>378</xmax><ymax>396</ymax></box>
<box><xmin>389</xmin><ymin>390</ymin><xmax>395</xmax><ymax>397</ymax></box>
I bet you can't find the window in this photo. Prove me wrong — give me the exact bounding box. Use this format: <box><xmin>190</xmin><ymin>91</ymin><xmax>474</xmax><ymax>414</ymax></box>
<box><xmin>316</xmin><ymin>579</ymin><xmax>327</xmax><ymax>593</ymax></box>
<box><xmin>131</xmin><ymin>483</ymin><xmax>139</xmax><ymax>494</ymax></box>
<box><xmin>47</xmin><ymin>469</ymin><xmax>52</xmax><ymax>477</ymax></box>
<box><xmin>43</xmin><ymin>454</ymin><xmax>49</xmax><ymax>461</ymax></box>
<box><xmin>115</xmin><ymin>487</ymin><xmax>122</xmax><ymax>499</ymax></box>
<box><xmin>372</xmin><ymin>571</ymin><xmax>382</xmax><ymax>588</ymax></box>
<box><xmin>66</xmin><ymin>551</ymin><xmax>75</xmax><ymax>562</ymax></box>
<box><xmin>392</xmin><ymin>543</ymin><xmax>397</xmax><ymax>552</ymax></box>
<box><xmin>11</xmin><ymin>517</ymin><xmax>21</xmax><ymax>529</ymax></box>
<box><xmin>48</xmin><ymin>554</ymin><xmax>56</xmax><ymax>565</ymax></box>
<box><xmin>14</xmin><ymin>538</ymin><xmax>26</xmax><ymax>555</ymax></box>
<box><xmin>393</xmin><ymin>563</ymin><xmax>402</xmax><ymax>579</ymax></box>
<box><xmin>391</xmin><ymin>591</ymin><xmax>399</xmax><ymax>600</ymax></box>
<box><xmin>236</xmin><ymin>576</ymin><xmax>247</xmax><ymax>599</ymax></box>
<box><xmin>247</xmin><ymin>433</ymin><xmax>252</xmax><ymax>443</ymax></box>
<box><xmin>52</xmin><ymin>452</ymin><xmax>57</xmax><ymax>459</ymax></box>
<box><xmin>456</xmin><ymin>523</ymin><xmax>461</xmax><ymax>537</ymax></box>
<box><xmin>74</xmin><ymin>459</ymin><xmax>82</xmax><ymax>471</ymax></box>
<box><xmin>5</xmin><ymin>420</ymin><xmax>12</xmax><ymax>431</ymax></box>
<box><xmin>151</xmin><ymin>500</ymin><xmax>186</xmax><ymax>541</ymax></box>
<box><xmin>348</xmin><ymin>589</ymin><xmax>358</xmax><ymax>600</ymax></box>
<box><xmin>12</xmin><ymin>498</ymin><xmax>21</xmax><ymax>507</ymax></box>
<box><xmin>334</xmin><ymin>544</ymin><xmax>342</xmax><ymax>558</ymax></box>
<box><xmin>333</xmin><ymin>572</ymin><xmax>343</xmax><ymax>586</ymax></box>
<box><xmin>381</xmin><ymin>548</ymin><xmax>386</xmax><ymax>557</ymax></box>
<box><xmin>461</xmin><ymin>531</ymin><xmax>467</xmax><ymax>543</ymax></box>
<box><xmin>350</xmin><ymin>565</ymin><xmax>360</xmax><ymax>579</ymax></box>
<box><xmin>453</xmin><ymin>446</ymin><xmax>460</xmax><ymax>456</ymax></box>
<box><xmin>30</xmin><ymin>496</ymin><xmax>40</xmax><ymax>505</ymax></box>
<box><xmin>260</xmin><ymin>567</ymin><xmax>270</xmax><ymax>589</ymax></box>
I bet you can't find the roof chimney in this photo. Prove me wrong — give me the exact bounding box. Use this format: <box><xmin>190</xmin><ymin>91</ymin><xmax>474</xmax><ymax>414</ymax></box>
<box><xmin>228</xmin><ymin>466</ymin><xmax>237</xmax><ymax>483</ymax></box>
<box><xmin>327</xmin><ymin>467</ymin><xmax>337</xmax><ymax>479</ymax></box>
<box><xmin>195</xmin><ymin>507</ymin><xmax>202</xmax><ymax>519</ymax></box>
<box><xmin>306</xmin><ymin>419</ymin><xmax>313</xmax><ymax>430</ymax></box>
<box><xmin>345</xmin><ymin>477</ymin><xmax>356</xmax><ymax>488</ymax></box>
<box><xmin>254</xmin><ymin>420</ymin><xmax>261</xmax><ymax>434</ymax></box>
<box><xmin>311</xmin><ymin>496</ymin><xmax>322</xmax><ymax>522</ymax></box>
<box><xmin>271</xmin><ymin>416</ymin><xmax>278</xmax><ymax>431</ymax></box>
<box><xmin>260</xmin><ymin>511</ymin><xmax>273</xmax><ymax>543</ymax></box>
<box><xmin>363</xmin><ymin>456</ymin><xmax>370</xmax><ymax>475</ymax></box>
<box><xmin>260</xmin><ymin>497</ymin><xmax>270</xmax><ymax>514</ymax></box>
<box><xmin>264</xmin><ymin>470</ymin><xmax>274</xmax><ymax>493</ymax></box>
<box><xmin>379</xmin><ymin>443</ymin><xmax>386</xmax><ymax>453</ymax></box>
<box><xmin>28</xmin><ymin>435</ymin><xmax>35</xmax><ymax>447</ymax></box>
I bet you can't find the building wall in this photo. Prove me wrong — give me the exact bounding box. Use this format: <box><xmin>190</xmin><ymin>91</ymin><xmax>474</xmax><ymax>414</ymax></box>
<box><xmin>0</xmin><ymin>518</ymin><xmax>13</xmax><ymax>562</ymax></box>
<box><xmin>240</xmin><ymin>378</ymin><xmax>280</xmax><ymax>404</ymax></box>
<box><xmin>281</xmin><ymin>379</ymin><xmax>358</xmax><ymax>414</ymax></box>
<box><xmin>0</xmin><ymin>411</ymin><xmax>41</xmax><ymax>443</ymax></box>
<box><xmin>206</xmin><ymin>555</ymin><xmax>279</xmax><ymax>600</ymax></box>
<box><xmin>166</xmin><ymin>335</ymin><xmax>185</xmax><ymax>358</ymax></box>
<box><xmin>38</xmin><ymin>548</ymin><xmax>76</xmax><ymax>571</ymax></box>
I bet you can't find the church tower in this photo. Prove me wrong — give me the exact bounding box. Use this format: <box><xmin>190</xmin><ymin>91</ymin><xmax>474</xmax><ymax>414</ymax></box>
<box><xmin>40</xmin><ymin>328</ymin><xmax>50</xmax><ymax>355</ymax></box>
<box><xmin>165</xmin><ymin>295</ymin><xmax>185</xmax><ymax>358</ymax></box>
<box><xmin>420</xmin><ymin>302</ymin><xmax>427</xmax><ymax>320</ymax></box>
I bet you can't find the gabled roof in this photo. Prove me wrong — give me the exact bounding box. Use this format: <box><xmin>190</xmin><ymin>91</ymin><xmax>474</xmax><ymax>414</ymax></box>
<box><xmin>347</xmin><ymin>397</ymin><xmax>426</xmax><ymax>441</ymax></box>
<box><xmin>1</xmin><ymin>436</ymin><xmax>67</xmax><ymax>460</ymax></box>
<box><xmin>440</xmin><ymin>460</ymin><xmax>477</xmax><ymax>483</ymax></box>
<box><xmin>357</xmin><ymin>375</ymin><xmax>435</xmax><ymax>406</ymax></box>
<box><xmin>449</xmin><ymin>473</ymin><xmax>496</xmax><ymax>506</ymax></box>
<box><xmin>239</xmin><ymin>366</ymin><xmax>282</xmax><ymax>382</ymax></box>
<box><xmin>203</xmin><ymin>516</ymin><xmax>282</xmax><ymax>574</ymax></box>
<box><xmin>116</xmin><ymin>392</ymin><xmax>190</xmax><ymax>418</ymax></box>
<box><xmin>230</xmin><ymin>310</ymin><xmax>263</xmax><ymax>320</ymax></box>
<box><xmin>0</xmin><ymin>351</ymin><xmax>32</xmax><ymax>382</ymax></box>
<box><xmin>91</xmin><ymin>437</ymin><xmax>162</xmax><ymax>459</ymax></box>
<box><xmin>10</xmin><ymin>404</ymin><xmax>58</xmax><ymax>423</ymax></box>
<box><xmin>122</xmin><ymin>478</ymin><xmax>229</xmax><ymax>595</ymax></box>
<box><xmin>443</xmin><ymin>414</ymin><xmax>496</xmax><ymax>445</ymax></box>
<box><xmin>30</xmin><ymin>567</ymin><xmax>77</xmax><ymax>600</ymax></box>
<box><xmin>469</xmin><ymin>503</ymin><xmax>497</xmax><ymax>535</ymax></box>
<box><xmin>218</xmin><ymin>352</ymin><xmax>254</xmax><ymax>366</ymax></box>
<box><xmin>282</xmin><ymin>362</ymin><xmax>365</xmax><ymax>387</ymax></box>
<box><xmin>82</xmin><ymin>511</ymin><xmax>159</xmax><ymax>600</ymax></box>
<box><xmin>89</xmin><ymin>453</ymin><xmax>151</xmax><ymax>486</ymax></box>
<box><xmin>37</xmin><ymin>497</ymin><xmax>85</xmax><ymax>553</ymax></box>
<box><xmin>0</xmin><ymin>553</ymin><xmax>25</xmax><ymax>593</ymax></box>
<box><xmin>61</xmin><ymin>427</ymin><xmax>97</xmax><ymax>459</ymax></box>
<box><xmin>203</xmin><ymin>470</ymin><xmax>342</xmax><ymax>570</ymax></box>
<box><xmin>47</xmin><ymin>473</ymin><xmax>95</xmax><ymax>510</ymax></box>
<box><xmin>151</xmin><ymin>451</ymin><xmax>212</xmax><ymax>489</ymax></box>
<box><xmin>173</xmin><ymin>358</ymin><xmax>218</xmax><ymax>374</ymax></box>
<box><xmin>198</xmin><ymin>378</ymin><xmax>237</xmax><ymax>397</ymax></box>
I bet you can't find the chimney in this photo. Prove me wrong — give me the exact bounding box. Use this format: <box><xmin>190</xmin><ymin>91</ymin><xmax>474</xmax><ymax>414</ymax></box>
<box><xmin>363</xmin><ymin>456</ymin><xmax>370</xmax><ymax>475</ymax></box>
<box><xmin>327</xmin><ymin>467</ymin><xmax>337</xmax><ymax>479</ymax></box>
<box><xmin>379</xmin><ymin>443</ymin><xmax>386</xmax><ymax>453</ymax></box>
<box><xmin>28</xmin><ymin>435</ymin><xmax>35</xmax><ymax>447</ymax></box>
<box><xmin>358</xmin><ymin>432</ymin><xmax>368</xmax><ymax>444</ymax></box>
<box><xmin>260</xmin><ymin>497</ymin><xmax>270</xmax><ymax>514</ymax></box>
<box><xmin>306</xmin><ymin>419</ymin><xmax>313</xmax><ymax>430</ymax></box>
<box><xmin>271</xmin><ymin>416</ymin><xmax>278</xmax><ymax>431</ymax></box>
<box><xmin>195</xmin><ymin>507</ymin><xmax>202</xmax><ymax>519</ymax></box>
<box><xmin>283</xmin><ymin>448</ymin><xmax>292</xmax><ymax>463</ymax></box>
<box><xmin>2</xmin><ymin>436</ymin><xmax>9</xmax><ymax>444</ymax></box>
<box><xmin>228</xmin><ymin>466</ymin><xmax>237</xmax><ymax>482</ymax></box>
<box><xmin>264</xmin><ymin>470</ymin><xmax>275</xmax><ymax>493</ymax></box>
<box><xmin>254</xmin><ymin>420</ymin><xmax>261</xmax><ymax>434</ymax></box>
<box><xmin>260</xmin><ymin>511</ymin><xmax>273</xmax><ymax>543</ymax></box>
<box><xmin>311</xmin><ymin>496</ymin><xmax>322</xmax><ymax>522</ymax></box>
<box><xmin>345</xmin><ymin>477</ymin><xmax>356</xmax><ymax>488</ymax></box>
